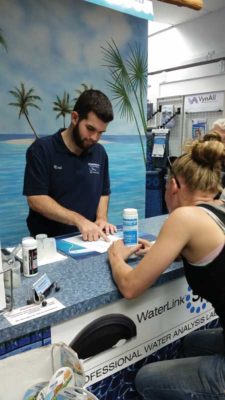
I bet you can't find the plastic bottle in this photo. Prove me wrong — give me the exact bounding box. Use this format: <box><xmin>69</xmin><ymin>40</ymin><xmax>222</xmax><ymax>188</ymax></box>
<box><xmin>22</xmin><ymin>237</ymin><xmax>38</xmax><ymax>277</ymax></box>
<box><xmin>123</xmin><ymin>208</ymin><xmax>138</xmax><ymax>247</ymax></box>
<box><xmin>36</xmin><ymin>233</ymin><xmax>48</xmax><ymax>264</ymax></box>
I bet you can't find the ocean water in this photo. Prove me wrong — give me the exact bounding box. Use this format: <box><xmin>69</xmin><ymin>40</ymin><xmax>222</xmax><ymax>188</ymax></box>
<box><xmin>0</xmin><ymin>134</ymin><xmax>146</xmax><ymax>246</ymax></box>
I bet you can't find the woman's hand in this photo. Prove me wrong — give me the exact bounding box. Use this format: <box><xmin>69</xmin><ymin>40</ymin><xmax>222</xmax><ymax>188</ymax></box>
<box><xmin>108</xmin><ymin>239</ymin><xmax>141</xmax><ymax>261</ymax></box>
<box><xmin>135</xmin><ymin>238</ymin><xmax>155</xmax><ymax>256</ymax></box>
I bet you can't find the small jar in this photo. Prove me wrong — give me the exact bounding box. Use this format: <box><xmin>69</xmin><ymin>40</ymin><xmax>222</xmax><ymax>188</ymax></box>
<box><xmin>22</xmin><ymin>237</ymin><xmax>38</xmax><ymax>277</ymax></box>
<box><xmin>36</xmin><ymin>233</ymin><xmax>48</xmax><ymax>264</ymax></box>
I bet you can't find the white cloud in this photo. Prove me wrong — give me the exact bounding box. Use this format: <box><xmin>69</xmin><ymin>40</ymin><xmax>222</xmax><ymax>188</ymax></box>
<box><xmin>0</xmin><ymin>0</ymin><xmax>146</xmax><ymax>135</ymax></box>
<box><xmin>11</xmin><ymin>25</ymin><xmax>51</xmax><ymax>70</ymax></box>
<box><xmin>0</xmin><ymin>0</ymin><xmax>25</xmax><ymax>32</ymax></box>
<box><xmin>80</xmin><ymin>10</ymin><xmax>132</xmax><ymax>70</ymax></box>
<box><xmin>57</xmin><ymin>31</ymin><xmax>82</xmax><ymax>65</ymax></box>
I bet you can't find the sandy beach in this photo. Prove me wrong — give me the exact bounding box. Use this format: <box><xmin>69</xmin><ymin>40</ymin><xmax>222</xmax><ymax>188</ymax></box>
<box><xmin>4</xmin><ymin>138</ymin><xmax>35</xmax><ymax>145</ymax></box>
<box><xmin>3</xmin><ymin>138</ymin><xmax>113</xmax><ymax>145</ymax></box>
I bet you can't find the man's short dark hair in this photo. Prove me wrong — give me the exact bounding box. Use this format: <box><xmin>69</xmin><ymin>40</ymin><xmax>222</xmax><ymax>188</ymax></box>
<box><xmin>73</xmin><ymin>89</ymin><xmax>114</xmax><ymax>123</ymax></box>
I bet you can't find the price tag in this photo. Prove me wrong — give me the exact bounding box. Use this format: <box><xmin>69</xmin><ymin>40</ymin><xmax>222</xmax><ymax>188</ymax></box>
<box><xmin>32</xmin><ymin>273</ymin><xmax>52</xmax><ymax>296</ymax></box>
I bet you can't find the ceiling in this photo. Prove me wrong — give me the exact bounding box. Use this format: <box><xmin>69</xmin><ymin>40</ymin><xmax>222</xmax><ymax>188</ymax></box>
<box><xmin>151</xmin><ymin>0</ymin><xmax>225</xmax><ymax>27</ymax></box>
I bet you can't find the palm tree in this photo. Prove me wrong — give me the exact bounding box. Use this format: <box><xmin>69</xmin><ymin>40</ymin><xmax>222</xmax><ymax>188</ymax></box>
<box><xmin>0</xmin><ymin>29</ymin><xmax>7</xmax><ymax>51</ymax></box>
<box><xmin>53</xmin><ymin>91</ymin><xmax>72</xmax><ymax>128</ymax></box>
<box><xmin>9</xmin><ymin>82</ymin><xmax>42</xmax><ymax>140</ymax></box>
<box><xmin>101</xmin><ymin>39</ymin><xmax>147</xmax><ymax>166</ymax></box>
<box><xmin>73</xmin><ymin>82</ymin><xmax>94</xmax><ymax>102</ymax></box>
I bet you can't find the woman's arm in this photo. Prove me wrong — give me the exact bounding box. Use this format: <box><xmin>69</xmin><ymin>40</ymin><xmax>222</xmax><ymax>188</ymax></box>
<box><xmin>108</xmin><ymin>209</ymin><xmax>191</xmax><ymax>299</ymax></box>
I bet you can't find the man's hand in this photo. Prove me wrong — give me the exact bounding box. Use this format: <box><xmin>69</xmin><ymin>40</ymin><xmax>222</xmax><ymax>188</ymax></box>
<box><xmin>95</xmin><ymin>218</ymin><xmax>117</xmax><ymax>236</ymax></box>
<box><xmin>77</xmin><ymin>218</ymin><xmax>110</xmax><ymax>241</ymax></box>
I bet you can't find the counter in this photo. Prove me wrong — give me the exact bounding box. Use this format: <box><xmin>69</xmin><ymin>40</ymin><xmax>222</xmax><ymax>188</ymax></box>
<box><xmin>0</xmin><ymin>215</ymin><xmax>219</xmax><ymax>400</ymax></box>
<box><xmin>0</xmin><ymin>215</ymin><xmax>184</xmax><ymax>344</ymax></box>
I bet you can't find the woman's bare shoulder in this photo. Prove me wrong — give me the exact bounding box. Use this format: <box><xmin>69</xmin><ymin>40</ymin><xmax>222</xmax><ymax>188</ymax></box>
<box><xmin>168</xmin><ymin>206</ymin><xmax>201</xmax><ymax>221</ymax></box>
<box><xmin>166</xmin><ymin>206</ymin><xmax>212</xmax><ymax>231</ymax></box>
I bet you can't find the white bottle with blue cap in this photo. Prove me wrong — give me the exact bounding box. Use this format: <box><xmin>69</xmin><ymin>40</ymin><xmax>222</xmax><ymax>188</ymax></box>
<box><xmin>123</xmin><ymin>208</ymin><xmax>138</xmax><ymax>249</ymax></box>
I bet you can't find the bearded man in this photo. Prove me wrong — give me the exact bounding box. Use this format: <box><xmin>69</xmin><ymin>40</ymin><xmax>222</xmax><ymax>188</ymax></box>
<box><xmin>23</xmin><ymin>89</ymin><xmax>116</xmax><ymax>241</ymax></box>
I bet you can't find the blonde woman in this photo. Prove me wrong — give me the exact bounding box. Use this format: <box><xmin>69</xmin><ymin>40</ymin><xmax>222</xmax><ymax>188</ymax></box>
<box><xmin>108</xmin><ymin>140</ymin><xmax>225</xmax><ymax>400</ymax></box>
<box><xmin>203</xmin><ymin>130</ymin><xmax>225</xmax><ymax>203</ymax></box>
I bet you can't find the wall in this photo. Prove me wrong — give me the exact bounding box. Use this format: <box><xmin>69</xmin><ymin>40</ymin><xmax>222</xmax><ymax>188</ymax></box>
<box><xmin>0</xmin><ymin>0</ymin><xmax>148</xmax><ymax>246</ymax></box>
<box><xmin>148</xmin><ymin>5</ymin><xmax>225</xmax><ymax>152</ymax></box>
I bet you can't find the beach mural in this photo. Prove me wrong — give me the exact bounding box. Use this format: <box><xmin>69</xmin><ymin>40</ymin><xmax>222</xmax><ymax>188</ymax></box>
<box><xmin>0</xmin><ymin>0</ymin><xmax>147</xmax><ymax>246</ymax></box>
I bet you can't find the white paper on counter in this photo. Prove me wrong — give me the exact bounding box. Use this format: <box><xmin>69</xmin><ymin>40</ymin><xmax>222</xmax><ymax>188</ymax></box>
<box><xmin>7</xmin><ymin>246</ymin><xmax>67</xmax><ymax>265</ymax></box>
<box><xmin>37</xmin><ymin>253</ymin><xmax>67</xmax><ymax>266</ymax></box>
<box><xmin>4</xmin><ymin>297</ymin><xmax>65</xmax><ymax>325</ymax></box>
<box><xmin>63</xmin><ymin>232</ymin><xmax>122</xmax><ymax>254</ymax></box>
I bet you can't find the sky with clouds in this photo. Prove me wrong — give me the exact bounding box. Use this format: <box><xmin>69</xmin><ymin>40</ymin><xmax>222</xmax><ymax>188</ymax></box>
<box><xmin>0</xmin><ymin>0</ymin><xmax>147</xmax><ymax>136</ymax></box>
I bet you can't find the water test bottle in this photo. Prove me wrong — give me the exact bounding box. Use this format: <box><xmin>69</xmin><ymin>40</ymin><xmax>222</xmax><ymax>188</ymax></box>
<box><xmin>22</xmin><ymin>237</ymin><xmax>38</xmax><ymax>277</ymax></box>
<box><xmin>123</xmin><ymin>208</ymin><xmax>138</xmax><ymax>247</ymax></box>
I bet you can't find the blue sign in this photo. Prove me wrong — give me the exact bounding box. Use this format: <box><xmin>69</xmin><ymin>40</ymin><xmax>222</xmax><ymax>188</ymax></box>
<box><xmin>84</xmin><ymin>0</ymin><xmax>154</xmax><ymax>20</ymax></box>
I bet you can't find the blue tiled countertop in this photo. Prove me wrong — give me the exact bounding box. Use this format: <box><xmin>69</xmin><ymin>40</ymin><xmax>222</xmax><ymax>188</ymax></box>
<box><xmin>0</xmin><ymin>215</ymin><xmax>184</xmax><ymax>344</ymax></box>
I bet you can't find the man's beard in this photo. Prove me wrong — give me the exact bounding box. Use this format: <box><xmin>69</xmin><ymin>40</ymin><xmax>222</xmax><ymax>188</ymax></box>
<box><xmin>72</xmin><ymin>123</ymin><xmax>95</xmax><ymax>150</ymax></box>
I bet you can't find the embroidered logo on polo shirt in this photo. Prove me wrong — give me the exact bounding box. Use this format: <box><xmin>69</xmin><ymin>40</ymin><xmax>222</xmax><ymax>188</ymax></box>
<box><xmin>53</xmin><ymin>164</ymin><xmax>62</xmax><ymax>170</ymax></box>
<box><xmin>88</xmin><ymin>163</ymin><xmax>100</xmax><ymax>174</ymax></box>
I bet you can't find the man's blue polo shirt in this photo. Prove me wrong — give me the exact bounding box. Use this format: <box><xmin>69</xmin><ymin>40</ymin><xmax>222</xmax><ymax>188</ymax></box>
<box><xmin>23</xmin><ymin>130</ymin><xmax>111</xmax><ymax>237</ymax></box>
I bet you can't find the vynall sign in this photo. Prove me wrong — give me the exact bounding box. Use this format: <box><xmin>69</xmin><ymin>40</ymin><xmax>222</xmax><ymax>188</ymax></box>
<box><xmin>184</xmin><ymin>91</ymin><xmax>224</xmax><ymax>113</ymax></box>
